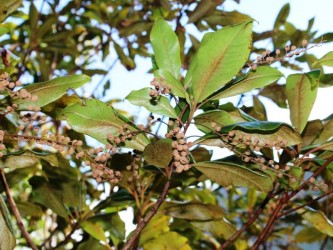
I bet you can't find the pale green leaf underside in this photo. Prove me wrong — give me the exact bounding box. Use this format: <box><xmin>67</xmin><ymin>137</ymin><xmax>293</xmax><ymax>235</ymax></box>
<box><xmin>14</xmin><ymin>75</ymin><xmax>90</xmax><ymax>110</ymax></box>
<box><xmin>58</xmin><ymin>99</ymin><xmax>149</xmax><ymax>151</ymax></box>
<box><xmin>211</xmin><ymin>66</ymin><xmax>283</xmax><ymax>99</ymax></box>
<box><xmin>194</xmin><ymin>161</ymin><xmax>273</xmax><ymax>192</ymax></box>
<box><xmin>126</xmin><ymin>87</ymin><xmax>178</xmax><ymax>118</ymax></box>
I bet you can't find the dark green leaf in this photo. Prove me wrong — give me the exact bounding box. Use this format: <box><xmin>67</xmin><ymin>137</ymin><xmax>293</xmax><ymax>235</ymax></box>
<box><xmin>273</xmin><ymin>3</ymin><xmax>290</xmax><ymax>31</ymax></box>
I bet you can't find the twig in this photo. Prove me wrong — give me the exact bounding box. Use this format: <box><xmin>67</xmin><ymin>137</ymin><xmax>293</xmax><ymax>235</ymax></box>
<box><xmin>0</xmin><ymin>169</ymin><xmax>38</xmax><ymax>250</ymax></box>
<box><xmin>278</xmin><ymin>190</ymin><xmax>333</xmax><ymax>218</ymax></box>
<box><xmin>49</xmin><ymin>221</ymin><xmax>80</xmax><ymax>250</ymax></box>
<box><xmin>251</xmin><ymin>193</ymin><xmax>286</xmax><ymax>250</ymax></box>
<box><xmin>122</xmin><ymin>177</ymin><xmax>171</xmax><ymax>250</ymax></box>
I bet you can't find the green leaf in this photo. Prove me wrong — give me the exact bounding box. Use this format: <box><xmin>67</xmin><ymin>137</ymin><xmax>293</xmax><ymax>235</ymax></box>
<box><xmin>191</xmin><ymin>220</ymin><xmax>237</xmax><ymax>240</ymax></box>
<box><xmin>143</xmin><ymin>232</ymin><xmax>191</xmax><ymax>250</ymax></box>
<box><xmin>193</xmin><ymin>161</ymin><xmax>273</xmax><ymax>192</ymax></box>
<box><xmin>126</xmin><ymin>87</ymin><xmax>178</xmax><ymax>118</ymax></box>
<box><xmin>139</xmin><ymin>214</ymin><xmax>170</xmax><ymax>246</ymax></box>
<box><xmin>0</xmin><ymin>25</ymin><xmax>9</xmax><ymax>36</ymax></box>
<box><xmin>313</xmin><ymin>51</ymin><xmax>333</xmax><ymax>67</ymax></box>
<box><xmin>196</xmin><ymin>121</ymin><xmax>302</xmax><ymax>148</ymax></box>
<box><xmin>211</xmin><ymin>66</ymin><xmax>283</xmax><ymax>99</ymax></box>
<box><xmin>154</xmin><ymin>69</ymin><xmax>187</xmax><ymax>98</ymax></box>
<box><xmin>160</xmin><ymin>203</ymin><xmax>225</xmax><ymax>221</ymax></box>
<box><xmin>297</xmin><ymin>206</ymin><xmax>333</xmax><ymax>236</ymax></box>
<box><xmin>150</xmin><ymin>18</ymin><xmax>181</xmax><ymax>78</ymax></box>
<box><xmin>58</xmin><ymin>99</ymin><xmax>149</xmax><ymax>151</ymax></box>
<box><xmin>82</xmin><ymin>220</ymin><xmax>107</xmax><ymax>242</ymax></box>
<box><xmin>286</xmin><ymin>70</ymin><xmax>320</xmax><ymax>133</ymax></box>
<box><xmin>14</xmin><ymin>75</ymin><xmax>90</xmax><ymax>110</ymax></box>
<box><xmin>273</xmin><ymin>3</ymin><xmax>290</xmax><ymax>31</ymax></box>
<box><xmin>0</xmin><ymin>207</ymin><xmax>16</xmax><ymax>250</ymax></box>
<box><xmin>295</xmin><ymin>227</ymin><xmax>325</xmax><ymax>243</ymax></box>
<box><xmin>0</xmin><ymin>150</ymin><xmax>59</xmax><ymax>169</ymax></box>
<box><xmin>187</xmin><ymin>20</ymin><xmax>253</xmax><ymax>103</ymax></box>
<box><xmin>143</xmin><ymin>139</ymin><xmax>173</xmax><ymax>168</ymax></box>
<box><xmin>0</xmin><ymin>0</ymin><xmax>22</xmax><ymax>22</ymax></box>
<box><xmin>0</xmin><ymin>195</ymin><xmax>16</xmax><ymax>237</ymax></box>
<box><xmin>194</xmin><ymin>110</ymin><xmax>239</xmax><ymax>133</ymax></box>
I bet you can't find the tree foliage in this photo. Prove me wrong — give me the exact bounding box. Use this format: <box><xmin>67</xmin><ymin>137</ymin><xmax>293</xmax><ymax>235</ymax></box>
<box><xmin>1</xmin><ymin>1</ymin><xmax>333</xmax><ymax>250</ymax></box>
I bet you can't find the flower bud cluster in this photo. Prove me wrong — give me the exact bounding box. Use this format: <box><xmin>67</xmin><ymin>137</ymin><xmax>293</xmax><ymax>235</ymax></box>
<box><xmin>126</xmin><ymin>155</ymin><xmax>141</xmax><ymax>183</ymax></box>
<box><xmin>308</xmin><ymin>177</ymin><xmax>328</xmax><ymax>192</ymax></box>
<box><xmin>0</xmin><ymin>72</ymin><xmax>39</xmax><ymax>112</ymax></box>
<box><xmin>166</xmin><ymin>123</ymin><xmax>192</xmax><ymax>173</ymax></box>
<box><xmin>149</xmin><ymin>77</ymin><xmax>171</xmax><ymax>98</ymax></box>
<box><xmin>0</xmin><ymin>130</ymin><xmax>6</xmax><ymax>157</ymax></box>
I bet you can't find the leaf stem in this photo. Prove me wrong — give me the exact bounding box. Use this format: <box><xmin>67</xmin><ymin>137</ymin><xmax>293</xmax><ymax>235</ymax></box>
<box><xmin>0</xmin><ymin>169</ymin><xmax>38</xmax><ymax>250</ymax></box>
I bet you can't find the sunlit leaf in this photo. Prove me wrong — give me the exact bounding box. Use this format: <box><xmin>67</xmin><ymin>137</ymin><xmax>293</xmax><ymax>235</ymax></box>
<box><xmin>160</xmin><ymin>203</ymin><xmax>225</xmax><ymax>221</ymax></box>
<box><xmin>126</xmin><ymin>87</ymin><xmax>178</xmax><ymax>118</ymax></box>
<box><xmin>58</xmin><ymin>99</ymin><xmax>149</xmax><ymax>151</ymax></box>
<box><xmin>154</xmin><ymin>69</ymin><xmax>187</xmax><ymax>98</ymax></box>
<box><xmin>313</xmin><ymin>51</ymin><xmax>333</xmax><ymax>67</ymax></box>
<box><xmin>297</xmin><ymin>206</ymin><xmax>333</xmax><ymax>236</ymax></box>
<box><xmin>286</xmin><ymin>70</ymin><xmax>320</xmax><ymax>133</ymax></box>
<box><xmin>191</xmin><ymin>220</ymin><xmax>237</xmax><ymax>239</ymax></box>
<box><xmin>150</xmin><ymin>18</ymin><xmax>181</xmax><ymax>78</ymax></box>
<box><xmin>211</xmin><ymin>66</ymin><xmax>283</xmax><ymax>99</ymax></box>
<box><xmin>193</xmin><ymin>161</ymin><xmax>273</xmax><ymax>192</ymax></box>
<box><xmin>187</xmin><ymin>20</ymin><xmax>253</xmax><ymax>103</ymax></box>
<box><xmin>0</xmin><ymin>0</ymin><xmax>22</xmax><ymax>22</ymax></box>
<box><xmin>139</xmin><ymin>214</ymin><xmax>170</xmax><ymax>246</ymax></box>
<box><xmin>14</xmin><ymin>75</ymin><xmax>90</xmax><ymax>110</ymax></box>
<box><xmin>82</xmin><ymin>220</ymin><xmax>107</xmax><ymax>242</ymax></box>
<box><xmin>143</xmin><ymin>232</ymin><xmax>191</xmax><ymax>250</ymax></box>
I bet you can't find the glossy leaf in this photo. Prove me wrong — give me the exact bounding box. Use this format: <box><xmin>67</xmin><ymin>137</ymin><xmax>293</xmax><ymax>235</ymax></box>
<box><xmin>218</xmin><ymin>121</ymin><xmax>303</xmax><ymax>147</ymax></box>
<box><xmin>126</xmin><ymin>87</ymin><xmax>178</xmax><ymax>118</ymax></box>
<box><xmin>58</xmin><ymin>99</ymin><xmax>149</xmax><ymax>151</ymax></box>
<box><xmin>187</xmin><ymin>20</ymin><xmax>253</xmax><ymax>103</ymax></box>
<box><xmin>154</xmin><ymin>69</ymin><xmax>187</xmax><ymax>98</ymax></box>
<box><xmin>150</xmin><ymin>18</ymin><xmax>181</xmax><ymax>78</ymax></box>
<box><xmin>14</xmin><ymin>75</ymin><xmax>90</xmax><ymax>110</ymax></box>
<box><xmin>297</xmin><ymin>206</ymin><xmax>333</xmax><ymax>236</ymax></box>
<box><xmin>211</xmin><ymin>66</ymin><xmax>283</xmax><ymax>99</ymax></box>
<box><xmin>286</xmin><ymin>70</ymin><xmax>320</xmax><ymax>133</ymax></box>
<box><xmin>193</xmin><ymin>161</ymin><xmax>273</xmax><ymax>192</ymax></box>
<box><xmin>143</xmin><ymin>139</ymin><xmax>173</xmax><ymax>168</ymax></box>
<box><xmin>143</xmin><ymin>232</ymin><xmax>191</xmax><ymax>250</ymax></box>
<box><xmin>313</xmin><ymin>51</ymin><xmax>333</xmax><ymax>67</ymax></box>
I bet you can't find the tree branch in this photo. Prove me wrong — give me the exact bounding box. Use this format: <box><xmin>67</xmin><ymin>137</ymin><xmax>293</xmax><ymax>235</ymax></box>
<box><xmin>0</xmin><ymin>169</ymin><xmax>38</xmax><ymax>250</ymax></box>
<box><xmin>251</xmin><ymin>193</ymin><xmax>286</xmax><ymax>250</ymax></box>
<box><xmin>122</xmin><ymin>178</ymin><xmax>171</xmax><ymax>250</ymax></box>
